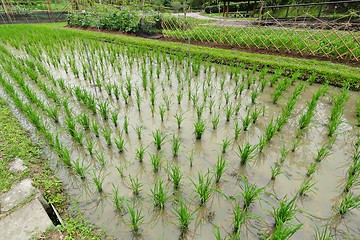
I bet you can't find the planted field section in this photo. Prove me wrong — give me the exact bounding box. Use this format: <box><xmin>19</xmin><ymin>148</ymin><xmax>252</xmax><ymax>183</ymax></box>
<box><xmin>1</xmin><ymin>25</ymin><xmax>360</xmax><ymax>239</ymax></box>
<box><xmin>162</xmin><ymin>13</ymin><xmax>360</xmax><ymax>62</ymax></box>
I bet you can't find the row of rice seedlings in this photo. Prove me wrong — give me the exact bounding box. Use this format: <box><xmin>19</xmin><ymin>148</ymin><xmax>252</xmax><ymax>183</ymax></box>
<box><xmin>297</xmin><ymin>83</ymin><xmax>328</xmax><ymax>137</ymax></box>
<box><xmin>328</xmin><ymin>84</ymin><xmax>349</xmax><ymax>137</ymax></box>
<box><xmin>272</xmin><ymin>77</ymin><xmax>290</xmax><ymax>104</ymax></box>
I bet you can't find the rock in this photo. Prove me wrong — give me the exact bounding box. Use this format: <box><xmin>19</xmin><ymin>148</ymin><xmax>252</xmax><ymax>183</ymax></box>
<box><xmin>9</xmin><ymin>158</ymin><xmax>27</xmax><ymax>173</ymax></box>
<box><xmin>0</xmin><ymin>179</ymin><xmax>36</xmax><ymax>213</ymax></box>
<box><xmin>0</xmin><ymin>198</ymin><xmax>53</xmax><ymax>240</ymax></box>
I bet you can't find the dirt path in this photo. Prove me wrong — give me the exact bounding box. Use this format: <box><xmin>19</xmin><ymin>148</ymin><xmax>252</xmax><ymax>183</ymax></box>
<box><xmin>172</xmin><ymin>12</ymin><xmax>254</xmax><ymax>27</ymax></box>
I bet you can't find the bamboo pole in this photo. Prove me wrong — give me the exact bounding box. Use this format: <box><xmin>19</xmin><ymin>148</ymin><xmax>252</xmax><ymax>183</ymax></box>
<box><xmin>1</xmin><ymin>0</ymin><xmax>11</xmax><ymax>23</ymax></box>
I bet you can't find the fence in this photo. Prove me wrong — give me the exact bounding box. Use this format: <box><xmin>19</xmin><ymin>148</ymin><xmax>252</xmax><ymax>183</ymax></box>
<box><xmin>161</xmin><ymin>10</ymin><xmax>360</xmax><ymax>62</ymax></box>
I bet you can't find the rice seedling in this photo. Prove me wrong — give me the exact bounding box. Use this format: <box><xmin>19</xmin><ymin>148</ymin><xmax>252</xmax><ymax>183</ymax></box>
<box><xmin>265</xmin><ymin>117</ymin><xmax>277</xmax><ymax>142</ymax></box>
<box><xmin>237</xmin><ymin>177</ymin><xmax>264</xmax><ymax>210</ymax></box>
<box><xmin>271</xmin><ymin>221</ymin><xmax>302</xmax><ymax>240</ymax></box>
<box><xmin>174</xmin><ymin>113</ymin><xmax>184</xmax><ymax>129</ymax></box>
<box><xmin>122</xmin><ymin>90</ymin><xmax>129</xmax><ymax>104</ymax></box>
<box><xmin>234</xmin><ymin>122</ymin><xmax>241</xmax><ymax>140</ymax></box>
<box><xmin>65</xmin><ymin>115</ymin><xmax>76</xmax><ymax>137</ymax></box>
<box><xmin>98</xmin><ymin>101</ymin><xmax>110</xmax><ymax>120</ymax></box>
<box><xmin>224</xmin><ymin>105</ymin><xmax>234</xmax><ymax>122</ymax></box>
<box><xmin>315</xmin><ymin>143</ymin><xmax>332</xmax><ymax>162</ymax></box>
<box><xmin>177</xmin><ymin>90</ymin><xmax>183</xmax><ymax>104</ymax></box>
<box><xmin>86</xmin><ymin>137</ymin><xmax>94</xmax><ymax>156</ymax></box>
<box><xmin>95</xmin><ymin>150</ymin><xmax>106</xmax><ymax>167</ymax></box>
<box><xmin>92</xmin><ymin>168</ymin><xmax>107</xmax><ymax>193</ymax></box>
<box><xmin>115</xmin><ymin>132</ymin><xmax>126</xmax><ymax>153</ymax></box>
<box><xmin>191</xmin><ymin>171</ymin><xmax>214</xmax><ymax>206</ymax></box>
<box><xmin>270</xmin><ymin>70</ymin><xmax>282</xmax><ymax>87</ymax></box>
<box><xmin>150</xmin><ymin>151</ymin><xmax>163</xmax><ymax>172</ymax></box>
<box><xmin>167</xmin><ymin>163</ymin><xmax>183</xmax><ymax>189</ymax></box>
<box><xmin>251</xmin><ymin>89</ymin><xmax>260</xmax><ymax>104</ymax></box>
<box><xmin>224</xmin><ymin>91</ymin><xmax>231</xmax><ymax>104</ymax></box>
<box><xmin>344</xmin><ymin>172</ymin><xmax>360</xmax><ymax>193</ymax></box>
<box><xmin>172</xmin><ymin>134</ymin><xmax>181</xmax><ymax>157</ymax></box>
<box><xmin>45</xmin><ymin>105</ymin><xmax>59</xmax><ymax>123</ymax></box>
<box><xmin>125</xmin><ymin>199</ymin><xmax>144</xmax><ymax>233</ymax></box>
<box><xmin>77</xmin><ymin>112</ymin><xmax>90</xmax><ymax>130</ymax></box>
<box><xmin>152</xmin><ymin>129</ymin><xmax>166</xmax><ymax>150</ymax></box>
<box><xmin>213</xmin><ymin>154</ymin><xmax>227</xmax><ymax>183</ymax></box>
<box><xmin>91</xmin><ymin>119</ymin><xmax>100</xmax><ymax>137</ymax></box>
<box><xmin>314</xmin><ymin>223</ymin><xmax>334</xmax><ymax>240</ymax></box>
<box><xmin>306</xmin><ymin>162</ymin><xmax>318</xmax><ymax>177</ymax></box>
<box><xmin>150</xmin><ymin>104</ymin><xmax>155</xmax><ymax>117</ymax></box>
<box><xmin>129</xmin><ymin>175</ymin><xmax>142</xmax><ymax>196</ymax></box>
<box><xmin>113</xmin><ymin>85</ymin><xmax>120</xmax><ymax>100</ymax></box>
<box><xmin>338</xmin><ymin>191</ymin><xmax>360</xmax><ymax>215</ymax></box>
<box><xmin>279</xmin><ymin>144</ymin><xmax>290</xmax><ymax>163</ymax></box>
<box><xmin>125</xmin><ymin>76</ymin><xmax>132</xmax><ymax>95</ymax></box>
<box><xmin>271</xmin><ymin>163</ymin><xmax>282</xmax><ymax>180</ymax></box>
<box><xmin>242</xmin><ymin>110</ymin><xmax>252</xmax><ymax>131</ymax></box>
<box><xmin>105</xmin><ymin>84</ymin><xmax>112</xmax><ymax>96</ymax></box>
<box><xmin>102</xmin><ymin>126</ymin><xmax>112</xmax><ymax>147</ymax></box>
<box><xmin>260</xmin><ymin>77</ymin><xmax>269</xmax><ymax>92</ymax></box>
<box><xmin>111</xmin><ymin>110</ymin><xmax>118</xmax><ymax>127</ymax></box>
<box><xmin>236</xmin><ymin>142</ymin><xmax>257</xmax><ymax>165</ymax></box>
<box><xmin>211</xmin><ymin>113</ymin><xmax>220</xmax><ymax>129</ymax></box>
<box><xmin>163</xmin><ymin>94</ymin><xmax>171</xmax><ymax>110</ymax></box>
<box><xmin>123</xmin><ymin>115</ymin><xmax>129</xmax><ymax>134</ymax></box>
<box><xmin>231</xmin><ymin>201</ymin><xmax>248</xmax><ymax>235</ymax></box>
<box><xmin>194</xmin><ymin>119</ymin><xmax>207</xmax><ymax>139</ymax></box>
<box><xmin>115</xmin><ymin>163</ymin><xmax>126</xmax><ymax>178</ymax></box>
<box><xmin>72</xmin><ymin>157</ymin><xmax>89</xmax><ymax>180</ymax></box>
<box><xmin>172</xmin><ymin>197</ymin><xmax>197</xmax><ymax>233</ymax></box>
<box><xmin>136</xmin><ymin>144</ymin><xmax>147</xmax><ymax>163</ymax></box>
<box><xmin>208</xmin><ymin>99</ymin><xmax>215</xmax><ymax>114</ymax></box>
<box><xmin>298</xmin><ymin>177</ymin><xmax>317</xmax><ymax>196</ymax></box>
<box><xmin>328</xmin><ymin>117</ymin><xmax>342</xmax><ymax>137</ymax></box>
<box><xmin>196</xmin><ymin>104</ymin><xmax>205</xmax><ymax>120</ymax></box>
<box><xmin>149</xmin><ymin>176</ymin><xmax>171</xmax><ymax>210</ymax></box>
<box><xmin>271</xmin><ymin>196</ymin><xmax>298</xmax><ymax>227</ymax></box>
<box><xmin>111</xmin><ymin>185</ymin><xmax>125</xmax><ymax>214</ymax></box>
<box><xmin>159</xmin><ymin>105</ymin><xmax>166</xmax><ymax>122</ymax></box>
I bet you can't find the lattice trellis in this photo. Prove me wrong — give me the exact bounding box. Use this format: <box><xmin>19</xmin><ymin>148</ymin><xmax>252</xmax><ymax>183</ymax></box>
<box><xmin>162</xmin><ymin>11</ymin><xmax>360</xmax><ymax>62</ymax></box>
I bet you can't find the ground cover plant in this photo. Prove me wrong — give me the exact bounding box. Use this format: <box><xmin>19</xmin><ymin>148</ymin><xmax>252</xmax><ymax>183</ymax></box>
<box><xmin>0</xmin><ymin>23</ymin><xmax>360</xmax><ymax>239</ymax></box>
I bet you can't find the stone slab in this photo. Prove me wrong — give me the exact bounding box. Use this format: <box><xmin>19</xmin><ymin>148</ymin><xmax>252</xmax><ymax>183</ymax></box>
<box><xmin>1</xmin><ymin>179</ymin><xmax>36</xmax><ymax>213</ymax></box>
<box><xmin>0</xmin><ymin>198</ymin><xmax>53</xmax><ymax>240</ymax></box>
<box><xmin>9</xmin><ymin>158</ymin><xmax>27</xmax><ymax>173</ymax></box>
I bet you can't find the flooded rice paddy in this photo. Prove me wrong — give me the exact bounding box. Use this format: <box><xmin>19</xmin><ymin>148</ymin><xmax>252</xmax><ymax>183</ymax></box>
<box><xmin>0</xmin><ymin>30</ymin><xmax>360</xmax><ymax>239</ymax></box>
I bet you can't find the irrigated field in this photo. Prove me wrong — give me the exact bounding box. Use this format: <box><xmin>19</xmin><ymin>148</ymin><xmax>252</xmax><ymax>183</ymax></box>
<box><xmin>0</xmin><ymin>25</ymin><xmax>360</xmax><ymax>239</ymax></box>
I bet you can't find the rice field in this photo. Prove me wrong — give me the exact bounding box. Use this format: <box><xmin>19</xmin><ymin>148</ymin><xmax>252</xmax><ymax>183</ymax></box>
<box><xmin>1</xmin><ymin>24</ymin><xmax>360</xmax><ymax>239</ymax></box>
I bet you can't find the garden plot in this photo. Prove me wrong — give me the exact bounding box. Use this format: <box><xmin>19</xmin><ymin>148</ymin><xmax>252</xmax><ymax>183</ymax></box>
<box><xmin>0</xmin><ymin>28</ymin><xmax>360</xmax><ymax>239</ymax></box>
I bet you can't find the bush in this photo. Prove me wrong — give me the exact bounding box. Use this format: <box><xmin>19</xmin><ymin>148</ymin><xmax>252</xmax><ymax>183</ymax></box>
<box><xmin>67</xmin><ymin>10</ymin><xmax>160</xmax><ymax>34</ymax></box>
<box><xmin>139</xmin><ymin>11</ymin><xmax>162</xmax><ymax>35</ymax></box>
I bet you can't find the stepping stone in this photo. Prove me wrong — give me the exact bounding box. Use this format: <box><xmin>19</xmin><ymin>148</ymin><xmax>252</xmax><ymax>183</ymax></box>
<box><xmin>0</xmin><ymin>198</ymin><xmax>53</xmax><ymax>240</ymax></box>
<box><xmin>9</xmin><ymin>158</ymin><xmax>27</xmax><ymax>173</ymax></box>
<box><xmin>1</xmin><ymin>179</ymin><xmax>36</xmax><ymax>213</ymax></box>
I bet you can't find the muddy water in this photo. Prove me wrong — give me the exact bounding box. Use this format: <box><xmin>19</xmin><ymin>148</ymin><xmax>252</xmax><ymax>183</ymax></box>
<box><xmin>1</xmin><ymin>41</ymin><xmax>360</xmax><ymax>239</ymax></box>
